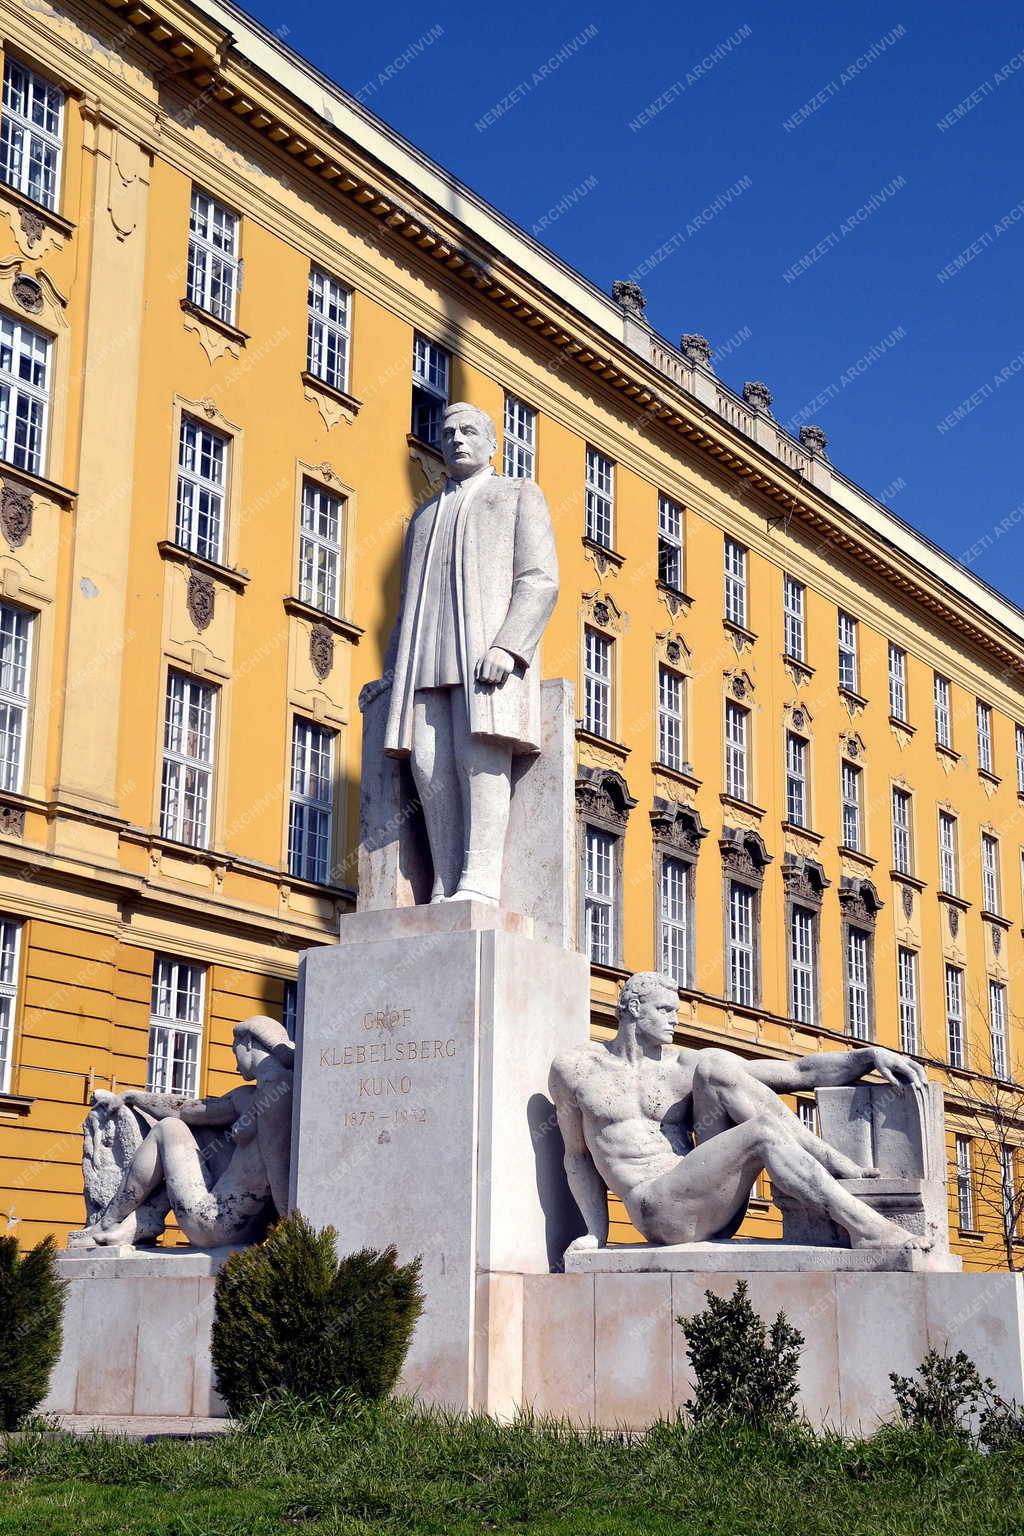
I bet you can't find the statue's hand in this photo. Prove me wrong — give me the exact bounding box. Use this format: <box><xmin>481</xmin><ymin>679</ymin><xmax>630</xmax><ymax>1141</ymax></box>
<box><xmin>475</xmin><ymin>647</ymin><xmax>516</xmax><ymax>686</ymax></box>
<box><xmin>566</xmin><ymin>1233</ymin><xmax>600</xmax><ymax>1255</ymax></box>
<box><xmin>868</xmin><ymin>1046</ymin><xmax>927</xmax><ymax>1090</ymax></box>
<box><xmin>90</xmin><ymin>1089</ymin><xmax>124</xmax><ymax>1112</ymax></box>
<box><xmin>358</xmin><ymin>677</ymin><xmax>391</xmax><ymax>712</ymax></box>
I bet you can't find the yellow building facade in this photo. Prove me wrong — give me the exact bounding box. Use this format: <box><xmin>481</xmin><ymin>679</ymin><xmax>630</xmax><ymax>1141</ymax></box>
<box><xmin>1</xmin><ymin>0</ymin><xmax>1023</xmax><ymax>1266</ymax></box>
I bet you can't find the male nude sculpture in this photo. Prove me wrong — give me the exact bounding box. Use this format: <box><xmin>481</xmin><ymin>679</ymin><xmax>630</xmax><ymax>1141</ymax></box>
<box><xmin>359</xmin><ymin>403</ymin><xmax>559</xmax><ymax>905</ymax></box>
<box><xmin>550</xmin><ymin>971</ymin><xmax>928</xmax><ymax>1253</ymax></box>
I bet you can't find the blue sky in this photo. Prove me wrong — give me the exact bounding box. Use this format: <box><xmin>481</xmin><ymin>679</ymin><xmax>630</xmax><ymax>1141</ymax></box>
<box><xmin>242</xmin><ymin>0</ymin><xmax>1024</xmax><ymax>604</ymax></box>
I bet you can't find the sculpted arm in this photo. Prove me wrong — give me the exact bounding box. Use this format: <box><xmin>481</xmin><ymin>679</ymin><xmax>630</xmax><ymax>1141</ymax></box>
<box><xmin>122</xmin><ymin>1088</ymin><xmax>238</xmax><ymax>1127</ymax></box>
<box><xmin>550</xmin><ymin>1055</ymin><xmax>608</xmax><ymax>1250</ymax></box>
<box><xmin>746</xmin><ymin>1045</ymin><xmax>927</xmax><ymax>1095</ymax></box>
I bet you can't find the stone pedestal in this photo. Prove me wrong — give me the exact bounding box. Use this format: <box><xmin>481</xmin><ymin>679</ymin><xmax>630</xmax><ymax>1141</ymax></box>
<box><xmin>290</xmin><ymin>901</ymin><xmax>589</xmax><ymax>1411</ymax></box>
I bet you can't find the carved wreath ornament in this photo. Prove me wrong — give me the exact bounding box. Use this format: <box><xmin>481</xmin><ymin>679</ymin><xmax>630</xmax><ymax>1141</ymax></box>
<box><xmin>0</xmin><ymin>482</ymin><xmax>32</xmax><ymax>549</ymax></box>
<box><xmin>12</xmin><ymin>274</ymin><xmax>44</xmax><ymax>315</ymax></box>
<box><xmin>310</xmin><ymin>623</ymin><xmax>334</xmax><ymax>681</ymax></box>
<box><xmin>186</xmin><ymin>570</ymin><xmax>215</xmax><ymax>632</ymax></box>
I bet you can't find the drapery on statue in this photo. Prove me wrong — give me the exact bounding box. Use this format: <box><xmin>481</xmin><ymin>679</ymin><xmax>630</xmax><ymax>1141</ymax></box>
<box><xmin>550</xmin><ymin>972</ymin><xmax>931</xmax><ymax>1255</ymax></box>
<box><xmin>358</xmin><ymin>403</ymin><xmax>559</xmax><ymax>906</ymax></box>
<box><xmin>69</xmin><ymin>1015</ymin><xmax>293</xmax><ymax>1250</ymax></box>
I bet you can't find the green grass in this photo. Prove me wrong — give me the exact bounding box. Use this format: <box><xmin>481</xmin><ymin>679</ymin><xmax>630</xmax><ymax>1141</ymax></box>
<box><xmin>2</xmin><ymin>1397</ymin><xmax>1023</xmax><ymax>1535</ymax></box>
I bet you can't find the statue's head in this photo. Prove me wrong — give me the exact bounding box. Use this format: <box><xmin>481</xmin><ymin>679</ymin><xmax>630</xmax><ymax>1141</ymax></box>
<box><xmin>616</xmin><ymin>971</ymin><xmax>680</xmax><ymax>1047</ymax></box>
<box><xmin>233</xmin><ymin>1015</ymin><xmax>295</xmax><ymax>1080</ymax></box>
<box><xmin>440</xmin><ymin>402</ymin><xmax>497</xmax><ymax>481</ymax></box>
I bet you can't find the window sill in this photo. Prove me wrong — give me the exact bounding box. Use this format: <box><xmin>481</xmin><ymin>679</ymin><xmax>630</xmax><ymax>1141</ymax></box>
<box><xmin>838</xmin><ymin>844</ymin><xmax>875</xmax><ymax>869</ymax></box>
<box><xmin>957</xmin><ymin>1229</ymin><xmax>985</xmax><ymax>1244</ymax></box>
<box><xmin>582</xmin><ymin>536</ymin><xmax>625</xmax><ymax>571</ymax></box>
<box><xmin>157</xmin><ymin>540</ymin><xmax>250</xmax><ymax>593</ymax></box>
<box><xmin>888</xmin><ymin>714</ymin><xmax>915</xmax><ymax>734</ymax></box>
<box><xmin>283</xmin><ymin>595</ymin><xmax>363</xmax><ymax>643</ymax></box>
<box><xmin>300</xmin><ymin>371</ymin><xmax>362</xmax><ymax>417</ymax></box>
<box><xmin>720</xmin><ymin>792</ymin><xmax>766</xmax><ymax>819</ymax></box>
<box><xmin>0</xmin><ymin>179</ymin><xmax>75</xmax><ymax>238</ymax></box>
<box><xmin>0</xmin><ymin>461</ymin><xmax>76</xmax><ymax>508</ymax></box>
<box><xmin>782</xmin><ymin>821</ymin><xmax>823</xmax><ymax>844</ymax></box>
<box><xmin>576</xmin><ymin>727</ymin><xmax>630</xmax><ymax>760</ymax></box>
<box><xmin>723</xmin><ymin>618</ymin><xmax>757</xmax><ymax>647</ymax></box>
<box><xmin>656</xmin><ymin>578</ymin><xmax>693</xmax><ymax>609</ymax></box>
<box><xmin>406</xmin><ymin>432</ymin><xmax>444</xmax><ymax>462</ymax></box>
<box><xmin>0</xmin><ymin>1092</ymin><xmax>33</xmax><ymax>1117</ymax></box>
<box><xmin>937</xmin><ymin>890</ymin><xmax>971</xmax><ymax>911</ymax></box>
<box><xmin>782</xmin><ymin>653</ymin><xmax>814</xmax><ymax>679</ymax></box>
<box><xmin>651</xmin><ymin>760</ymin><xmax>701</xmax><ymax>791</ymax></box>
<box><xmin>179</xmin><ymin>297</ymin><xmax>249</xmax><ymax>346</ymax></box>
<box><xmin>935</xmin><ymin>742</ymin><xmax>961</xmax><ymax>765</ymax></box>
<box><xmin>838</xmin><ymin>685</ymin><xmax>868</xmax><ymax>710</ymax></box>
<box><xmin>979</xmin><ymin>767</ymin><xmax>1002</xmax><ymax>788</ymax></box>
<box><xmin>589</xmin><ymin>960</ymin><xmax>630</xmax><ymax>985</ymax></box>
<box><xmin>890</xmin><ymin>869</ymin><xmax>926</xmax><ymax>892</ymax></box>
<box><xmin>981</xmin><ymin>908</ymin><xmax>1013</xmax><ymax>930</ymax></box>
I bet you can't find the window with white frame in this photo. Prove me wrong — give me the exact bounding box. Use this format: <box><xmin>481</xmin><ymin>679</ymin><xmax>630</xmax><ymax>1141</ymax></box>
<box><xmin>837</xmin><ymin>611</ymin><xmax>858</xmax><ymax>693</ymax></box>
<box><xmin>584</xmin><ymin>825</ymin><xmax>617</xmax><ymax>965</ymax></box>
<box><xmin>797</xmin><ymin>1099</ymin><xmax>817</xmax><ymax>1135</ymax></box>
<box><xmin>176</xmin><ymin>414</ymin><xmax>227</xmax><ymax>564</ymax></box>
<box><xmin>306</xmin><ymin>267</ymin><xmax>351</xmax><ymax>394</ymax></box>
<box><xmin>411</xmin><ymin>333</ymin><xmax>450</xmax><ymax>449</ymax></box>
<box><xmin>282</xmin><ymin>979</ymin><xmax>297</xmax><ymax>1041</ymax></box>
<box><xmin>724</xmin><ymin>699</ymin><xmax>749</xmax><ymax>802</ymax></box>
<box><xmin>934</xmin><ymin>673</ymin><xmax>952</xmax><ymax>748</ymax></box>
<box><xmin>1017</xmin><ymin>724</ymin><xmax>1024</xmax><ymax>794</ymax></box>
<box><xmin>845</xmin><ymin>924</ymin><xmax>871</xmax><ymax>1040</ymax></box>
<box><xmin>0</xmin><ymin>603</ymin><xmax>32</xmax><ymax>793</ymax></box>
<box><xmin>728</xmin><ymin>880</ymin><xmax>756</xmax><ymax>1007</ymax></box>
<box><xmin>723</xmin><ymin>537</ymin><xmax>747</xmax><ymax>628</ymax></box>
<box><xmin>0</xmin><ymin>917</ymin><xmax>21</xmax><ymax>1094</ymax></box>
<box><xmin>658</xmin><ymin>494</ymin><xmax>683</xmax><ymax>590</ymax></box>
<box><xmin>147</xmin><ymin>956</ymin><xmax>205</xmax><ymax>1097</ymax></box>
<box><xmin>1001</xmin><ymin>1145</ymin><xmax>1018</xmax><ymax>1239</ymax></box>
<box><xmin>583</xmin><ymin>628</ymin><xmax>613</xmax><ymax>739</ymax></box>
<box><xmin>288</xmin><ymin>717</ymin><xmax>335</xmax><ymax>885</ymax></box>
<box><xmin>298</xmin><ymin>478</ymin><xmax>343</xmax><ymax>616</ymax></box>
<box><xmin>187</xmin><ymin>188</ymin><xmax>240</xmax><ymax>325</ymax></box>
<box><xmin>841</xmin><ymin>760</ymin><xmax>862</xmax><ymax>851</ymax></box>
<box><xmin>982</xmin><ymin>832</ymin><xmax>1001</xmax><ymax>913</ymax></box>
<box><xmin>160</xmin><ymin>670</ymin><xmax>216</xmax><ymax>848</ymax></box>
<box><xmin>0</xmin><ymin>58</ymin><xmax>63</xmax><ymax>211</ymax></box>
<box><xmin>891</xmin><ymin>787</ymin><xmax>913</xmax><ymax>874</ymax></box>
<box><xmin>659</xmin><ymin>855</ymin><xmax>689</xmax><ymax>988</ymax></box>
<box><xmin>938</xmin><ymin>810</ymin><xmax>959</xmax><ymax>895</ymax></box>
<box><xmin>989</xmin><ymin>979</ymin><xmax>1009</xmax><ymax>1080</ymax></box>
<box><xmin>785</xmin><ymin>731</ymin><xmax>808</xmax><ymax>827</ymax></box>
<box><xmin>977</xmin><ymin>700</ymin><xmax>994</xmax><ymax>774</ymax></box>
<box><xmin>783</xmin><ymin>575</ymin><xmax>805</xmax><ymax>662</ymax></box>
<box><xmin>584</xmin><ymin>446</ymin><xmax>614</xmax><ymax>548</ymax></box>
<box><xmin>946</xmin><ymin>964</ymin><xmax>966</xmax><ymax>1068</ymax></box>
<box><xmin>897</xmin><ymin>947</ymin><xmax>919</xmax><ymax>1055</ymax></box>
<box><xmin>502</xmin><ymin>394</ymin><xmax>536</xmax><ymax>479</ymax></box>
<box><xmin>0</xmin><ymin>313</ymin><xmax>51</xmax><ymax>477</ymax></box>
<box><xmin>888</xmin><ymin>643</ymin><xmax>908</xmax><ymax>722</ymax></box>
<box><xmin>658</xmin><ymin>665</ymin><xmax>685</xmax><ymax>771</ymax></box>
<box><xmin>789</xmin><ymin>905</ymin><xmax>816</xmax><ymax>1026</ymax></box>
<box><xmin>955</xmin><ymin>1135</ymin><xmax>974</xmax><ymax>1230</ymax></box>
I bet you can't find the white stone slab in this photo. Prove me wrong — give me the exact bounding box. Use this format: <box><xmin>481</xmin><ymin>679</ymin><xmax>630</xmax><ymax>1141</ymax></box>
<box><xmin>594</xmin><ymin>1272</ymin><xmax>673</xmax><ymax>1428</ymax></box>
<box><xmin>836</xmin><ymin>1273</ymin><xmax>928</xmax><ymax>1432</ymax></box>
<box><xmin>521</xmin><ymin>1272</ymin><xmax>595</xmax><ymax>1425</ymax></box>
<box><xmin>566</xmin><ymin>1240</ymin><xmax>961</xmax><ymax>1274</ymax></box>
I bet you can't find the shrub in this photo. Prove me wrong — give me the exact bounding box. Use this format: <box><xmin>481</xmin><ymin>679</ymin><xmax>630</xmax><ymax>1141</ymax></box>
<box><xmin>210</xmin><ymin>1211</ymin><xmax>423</xmax><ymax>1417</ymax></box>
<box><xmin>979</xmin><ymin>1393</ymin><xmax>1024</xmax><ymax>1453</ymax></box>
<box><xmin>0</xmin><ymin>1234</ymin><xmax>68</xmax><ymax>1430</ymax></box>
<box><xmin>677</xmin><ymin>1279</ymin><xmax>803</xmax><ymax>1428</ymax></box>
<box><xmin>889</xmin><ymin>1349</ymin><xmax>993</xmax><ymax>1441</ymax></box>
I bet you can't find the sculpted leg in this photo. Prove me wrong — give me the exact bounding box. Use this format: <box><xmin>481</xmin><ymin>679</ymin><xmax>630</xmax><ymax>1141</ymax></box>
<box><xmin>450</xmin><ymin>701</ymin><xmax>512</xmax><ymax>903</ymax></box>
<box><xmin>410</xmin><ymin>689</ymin><xmax>464</xmax><ymax>901</ymax></box>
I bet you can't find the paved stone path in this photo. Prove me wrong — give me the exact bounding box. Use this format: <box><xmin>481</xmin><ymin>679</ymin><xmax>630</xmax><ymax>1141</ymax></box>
<box><xmin>57</xmin><ymin>1414</ymin><xmax>230</xmax><ymax>1438</ymax></box>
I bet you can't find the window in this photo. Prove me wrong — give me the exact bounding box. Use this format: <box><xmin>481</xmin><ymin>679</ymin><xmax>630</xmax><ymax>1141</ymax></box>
<box><xmin>891</xmin><ymin>787</ymin><xmax>913</xmax><ymax>874</ymax></box>
<box><xmin>160</xmin><ymin>671</ymin><xmax>216</xmax><ymax>848</ymax></box>
<box><xmin>282</xmin><ymin>979</ymin><xmax>298</xmax><ymax>1041</ymax></box>
<box><xmin>583</xmin><ymin>629</ymin><xmax>613</xmax><ymax>739</ymax></box>
<box><xmin>724</xmin><ymin>700</ymin><xmax>749</xmax><ymax>802</ymax></box>
<box><xmin>0</xmin><ymin>58</ymin><xmax>63</xmax><ymax>211</ymax></box>
<box><xmin>176</xmin><ymin>414</ymin><xmax>227</xmax><ymax>564</ymax></box>
<box><xmin>659</xmin><ymin>855</ymin><xmax>689</xmax><ymax>988</ymax></box>
<box><xmin>288</xmin><ymin>718</ymin><xmax>335</xmax><ymax>885</ymax></box>
<box><xmin>658</xmin><ymin>495</ymin><xmax>683</xmax><ymax>590</ymax></box>
<box><xmin>989</xmin><ymin>980</ymin><xmax>1009</xmax><ymax>1081</ymax></box>
<box><xmin>658</xmin><ymin>665</ymin><xmax>685</xmax><ymax>771</ymax></box>
<box><xmin>837</xmin><ymin>612</ymin><xmax>858</xmax><ymax>693</ymax></box>
<box><xmin>897</xmin><ymin>947</ymin><xmax>919</xmax><ymax>1055</ymax></box>
<box><xmin>888</xmin><ymin>644</ymin><xmax>907</xmax><ymax>722</ymax></box>
<box><xmin>789</xmin><ymin>905</ymin><xmax>816</xmax><ymax>1025</ymax></box>
<box><xmin>955</xmin><ymin>1135</ymin><xmax>974</xmax><ymax>1230</ymax></box>
<box><xmin>785</xmin><ymin>732</ymin><xmax>808</xmax><ymax>827</ymax></box>
<box><xmin>411</xmin><ymin>333</ymin><xmax>449</xmax><ymax>449</ymax></box>
<box><xmin>783</xmin><ymin>575</ymin><xmax>805</xmax><ymax>662</ymax></box>
<box><xmin>0</xmin><ymin>603</ymin><xmax>31</xmax><ymax>793</ymax></box>
<box><xmin>584</xmin><ymin>826</ymin><xmax>616</xmax><ymax>965</ymax></box>
<box><xmin>0</xmin><ymin>314</ymin><xmax>50</xmax><ymax>476</ymax></box>
<box><xmin>841</xmin><ymin>760</ymin><xmax>862</xmax><ymax>851</ymax></box>
<box><xmin>503</xmin><ymin>394</ymin><xmax>536</xmax><ymax>479</ymax></box>
<box><xmin>727</xmin><ymin>880</ymin><xmax>756</xmax><ymax>1007</ymax></box>
<box><xmin>0</xmin><ymin>918</ymin><xmax>21</xmax><ymax>1094</ymax></box>
<box><xmin>1017</xmin><ymin>724</ymin><xmax>1024</xmax><ymax>794</ymax></box>
<box><xmin>977</xmin><ymin>700</ymin><xmax>994</xmax><ymax>774</ymax></box>
<box><xmin>938</xmin><ymin>811</ymin><xmax>959</xmax><ymax>895</ymax></box>
<box><xmin>723</xmin><ymin>538</ymin><xmax>747</xmax><ymax>628</ymax></box>
<box><xmin>934</xmin><ymin>674</ymin><xmax>952</xmax><ymax>748</ymax></box>
<box><xmin>845</xmin><ymin>926</ymin><xmax>871</xmax><ymax>1040</ymax></box>
<box><xmin>946</xmin><ymin>965</ymin><xmax>966</xmax><ymax>1068</ymax></box>
<box><xmin>187</xmin><ymin>188</ymin><xmax>239</xmax><ymax>325</ymax></box>
<box><xmin>1001</xmin><ymin>1145</ymin><xmax>1018</xmax><ymax>1239</ymax></box>
<box><xmin>584</xmin><ymin>446</ymin><xmax>614</xmax><ymax>548</ymax></box>
<box><xmin>982</xmin><ymin>832</ymin><xmax>1001</xmax><ymax>913</ymax></box>
<box><xmin>147</xmin><ymin>957</ymin><xmax>205</xmax><ymax>1097</ymax></box>
<box><xmin>298</xmin><ymin>478</ymin><xmax>343</xmax><ymax>616</ymax></box>
<box><xmin>306</xmin><ymin>268</ymin><xmax>351</xmax><ymax>394</ymax></box>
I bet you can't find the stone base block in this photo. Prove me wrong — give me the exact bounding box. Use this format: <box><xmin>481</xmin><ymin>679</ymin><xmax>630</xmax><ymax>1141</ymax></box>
<box><xmin>564</xmin><ymin>1239</ymin><xmax>962</xmax><ymax>1275</ymax></box>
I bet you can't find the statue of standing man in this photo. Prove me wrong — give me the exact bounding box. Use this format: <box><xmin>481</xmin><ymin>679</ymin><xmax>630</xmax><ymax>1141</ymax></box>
<box><xmin>360</xmin><ymin>404</ymin><xmax>559</xmax><ymax>905</ymax></box>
